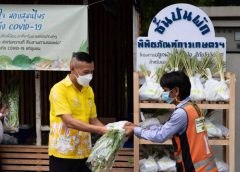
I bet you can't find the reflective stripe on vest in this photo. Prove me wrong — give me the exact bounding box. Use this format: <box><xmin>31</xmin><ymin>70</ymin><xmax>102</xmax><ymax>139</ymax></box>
<box><xmin>206</xmin><ymin>161</ymin><xmax>217</xmax><ymax>172</ymax></box>
<box><xmin>175</xmin><ymin>152</ymin><xmax>217</xmax><ymax>171</ymax></box>
<box><xmin>194</xmin><ymin>154</ymin><xmax>215</xmax><ymax>169</ymax></box>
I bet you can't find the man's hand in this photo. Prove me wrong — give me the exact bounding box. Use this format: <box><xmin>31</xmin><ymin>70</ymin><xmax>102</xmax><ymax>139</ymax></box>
<box><xmin>124</xmin><ymin>125</ymin><xmax>134</xmax><ymax>137</ymax></box>
<box><xmin>98</xmin><ymin>126</ymin><xmax>108</xmax><ymax>135</ymax></box>
<box><xmin>123</xmin><ymin>122</ymin><xmax>136</xmax><ymax>137</ymax></box>
<box><xmin>124</xmin><ymin>121</ymin><xmax>136</xmax><ymax>127</ymax></box>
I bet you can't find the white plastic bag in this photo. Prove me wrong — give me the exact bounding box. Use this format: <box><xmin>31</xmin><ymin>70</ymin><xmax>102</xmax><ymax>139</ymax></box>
<box><xmin>216</xmin><ymin>159</ymin><xmax>229</xmax><ymax>172</ymax></box>
<box><xmin>215</xmin><ymin>80</ymin><xmax>230</xmax><ymax>101</ymax></box>
<box><xmin>157</xmin><ymin>156</ymin><xmax>176</xmax><ymax>171</ymax></box>
<box><xmin>139</xmin><ymin>118</ymin><xmax>160</xmax><ymax>129</ymax></box>
<box><xmin>204</xmin><ymin>77</ymin><xmax>219</xmax><ymax>101</ymax></box>
<box><xmin>105</xmin><ymin>121</ymin><xmax>127</xmax><ymax>131</ymax></box>
<box><xmin>190</xmin><ymin>75</ymin><xmax>205</xmax><ymax>101</ymax></box>
<box><xmin>204</xmin><ymin>69</ymin><xmax>230</xmax><ymax>101</ymax></box>
<box><xmin>205</xmin><ymin>119</ymin><xmax>222</xmax><ymax>138</ymax></box>
<box><xmin>140</xmin><ymin>156</ymin><xmax>158</xmax><ymax>172</ymax></box>
<box><xmin>1</xmin><ymin>133</ymin><xmax>18</xmax><ymax>144</ymax></box>
<box><xmin>139</xmin><ymin>76</ymin><xmax>163</xmax><ymax>101</ymax></box>
<box><xmin>215</xmin><ymin>123</ymin><xmax>229</xmax><ymax>137</ymax></box>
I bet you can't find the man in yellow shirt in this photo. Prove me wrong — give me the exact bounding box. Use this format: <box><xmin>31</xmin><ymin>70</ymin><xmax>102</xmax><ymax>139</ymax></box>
<box><xmin>48</xmin><ymin>52</ymin><xmax>108</xmax><ymax>172</ymax></box>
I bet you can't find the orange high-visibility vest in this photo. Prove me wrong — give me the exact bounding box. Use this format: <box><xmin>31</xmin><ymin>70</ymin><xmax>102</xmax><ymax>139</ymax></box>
<box><xmin>172</xmin><ymin>103</ymin><xmax>218</xmax><ymax>172</ymax></box>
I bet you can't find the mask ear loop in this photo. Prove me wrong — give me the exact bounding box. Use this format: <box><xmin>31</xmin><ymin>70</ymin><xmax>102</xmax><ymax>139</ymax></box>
<box><xmin>74</xmin><ymin>71</ymin><xmax>80</xmax><ymax>78</ymax></box>
<box><xmin>174</xmin><ymin>97</ymin><xmax>181</xmax><ymax>103</ymax></box>
<box><xmin>171</xmin><ymin>88</ymin><xmax>181</xmax><ymax>103</ymax></box>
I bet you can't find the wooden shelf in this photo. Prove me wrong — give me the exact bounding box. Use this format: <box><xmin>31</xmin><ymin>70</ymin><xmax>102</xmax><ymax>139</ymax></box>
<box><xmin>140</xmin><ymin>102</ymin><xmax>230</xmax><ymax>109</ymax></box>
<box><xmin>139</xmin><ymin>138</ymin><xmax>229</xmax><ymax>146</ymax></box>
<box><xmin>133</xmin><ymin>72</ymin><xmax>236</xmax><ymax>172</ymax></box>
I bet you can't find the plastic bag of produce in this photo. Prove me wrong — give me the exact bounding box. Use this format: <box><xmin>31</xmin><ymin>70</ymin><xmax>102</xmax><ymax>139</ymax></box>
<box><xmin>140</xmin><ymin>156</ymin><xmax>158</xmax><ymax>172</ymax></box>
<box><xmin>205</xmin><ymin>119</ymin><xmax>222</xmax><ymax>138</ymax></box>
<box><xmin>189</xmin><ymin>75</ymin><xmax>205</xmax><ymax>101</ymax></box>
<box><xmin>204</xmin><ymin>77</ymin><xmax>219</xmax><ymax>101</ymax></box>
<box><xmin>216</xmin><ymin>159</ymin><xmax>229</xmax><ymax>172</ymax></box>
<box><xmin>2</xmin><ymin>80</ymin><xmax>19</xmax><ymax>133</ymax></box>
<box><xmin>215</xmin><ymin>80</ymin><xmax>230</xmax><ymax>101</ymax></box>
<box><xmin>204</xmin><ymin>78</ymin><xmax>229</xmax><ymax>101</ymax></box>
<box><xmin>1</xmin><ymin>133</ymin><xmax>18</xmax><ymax>144</ymax></box>
<box><xmin>204</xmin><ymin>68</ymin><xmax>229</xmax><ymax>101</ymax></box>
<box><xmin>215</xmin><ymin>123</ymin><xmax>229</xmax><ymax>137</ymax></box>
<box><xmin>204</xmin><ymin>53</ymin><xmax>230</xmax><ymax>101</ymax></box>
<box><xmin>139</xmin><ymin>76</ymin><xmax>163</xmax><ymax>101</ymax></box>
<box><xmin>157</xmin><ymin>156</ymin><xmax>176</xmax><ymax>171</ymax></box>
<box><xmin>139</xmin><ymin>118</ymin><xmax>160</xmax><ymax>129</ymax></box>
<box><xmin>214</xmin><ymin>52</ymin><xmax>230</xmax><ymax>101</ymax></box>
<box><xmin>86</xmin><ymin>121</ymin><xmax>127</xmax><ymax>172</ymax></box>
<box><xmin>105</xmin><ymin>121</ymin><xmax>128</xmax><ymax>130</ymax></box>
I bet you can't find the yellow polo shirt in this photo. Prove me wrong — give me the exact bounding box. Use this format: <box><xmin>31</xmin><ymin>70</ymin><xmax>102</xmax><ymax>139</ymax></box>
<box><xmin>48</xmin><ymin>75</ymin><xmax>97</xmax><ymax>159</ymax></box>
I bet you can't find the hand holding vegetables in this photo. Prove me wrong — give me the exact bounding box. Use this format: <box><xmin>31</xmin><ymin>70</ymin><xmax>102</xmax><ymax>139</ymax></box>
<box><xmin>87</xmin><ymin>121</ymin><xmax>130</xmax><ymax>172</ymax></box>
<box><xmin>0</xmin><ymin>104</ymin><xmax>8</xmax><ymax>120</ymax></box>
<box><xmin>0</xmin><ymin>79</ymin><xmax>19</xmax><ymax>133</ymax></box>
<box><xmin>96</xmin><ymin>126</ymin><xmax>108</xmax><ymax>135</ymax></box>
<box><xmin>123</xmin><ymin>122</ymin><xmax>135</xmax><ymax>137</ymax></box>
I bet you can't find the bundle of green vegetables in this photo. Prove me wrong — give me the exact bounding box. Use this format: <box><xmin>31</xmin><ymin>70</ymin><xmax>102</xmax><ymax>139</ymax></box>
<box><xmin>155</xmin><ymin>66</ymin><xmax>166</xmax><ymax>83</ymax></box>
<box><xmin>140</xmin><ymin>64</ymin><xmax>149</xmax><ymax>77</ymax></box>
<box><xmin>86</xmin><ymin>121</ymin><xmax>127</xmax><ymax>172</ymax></box>
<box><xmin>196</xmin><ymin>55</ymin><xmax>216</xmax><ymax>80</ymax></box>
<box><xmin>165</xmin><ymin>49</ymin><xmax>184</xmax><ymax>72</ymax></box>
<box><xmin>1</xmin><ymin>79</ymin><xmax>19</xmax><ymax>133</ymax></box>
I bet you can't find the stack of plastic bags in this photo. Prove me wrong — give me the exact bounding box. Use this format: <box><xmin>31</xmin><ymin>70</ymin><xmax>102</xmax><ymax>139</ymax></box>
<box><xmin>140</xmin><ymin>156</ymin><xmax>176</xmax><ymax>172</ymax></box>
<box><xmin>205</xmin><ymin>116</ymin><xmax>229</xmax><ymax>138</ymax></box>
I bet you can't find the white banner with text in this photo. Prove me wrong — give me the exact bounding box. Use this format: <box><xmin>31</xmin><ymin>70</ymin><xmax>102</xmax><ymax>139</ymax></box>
<box><xmin>0</xmin><ymin>5</ymin><xmax>88</xmax><ymax>70</ymax></box>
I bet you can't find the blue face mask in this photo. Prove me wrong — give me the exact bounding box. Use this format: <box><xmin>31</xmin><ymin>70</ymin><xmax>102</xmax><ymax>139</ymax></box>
<box><xmin>161</xmin><ymin>90</ymin><xmax>174</xmax><ymax>104</ymax></box>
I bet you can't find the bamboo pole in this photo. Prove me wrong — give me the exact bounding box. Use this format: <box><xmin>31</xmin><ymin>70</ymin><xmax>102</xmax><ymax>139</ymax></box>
<box><xmin>35</xmin><ymin>71</ymin><xmax>41</xmax><ymax>146</ymax></box>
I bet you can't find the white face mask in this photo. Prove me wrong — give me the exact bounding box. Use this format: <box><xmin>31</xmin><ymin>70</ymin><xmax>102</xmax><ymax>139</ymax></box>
<box><xmin>75</xmin><ymin>73</ymin><xmax>93</xmax><ymax>86</ymax></box>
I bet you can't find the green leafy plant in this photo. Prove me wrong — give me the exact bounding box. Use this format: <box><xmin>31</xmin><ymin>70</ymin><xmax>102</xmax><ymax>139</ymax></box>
<box><xmin>197</xmin><ymin>55</ymin><xmax>215</xmax><ymax>79</ymax></box>
<box><xmin>179</xmin><ymin>50</ymin><xmax>197</xmax><ymax>77</ymax></box>
<box><xmin>139</xmin><ymin>64</ymin><xmax>149</xmax><ymax>77</ymax></box>
<box><xmin>1</xmin><ymin>79</ymin><xmax>19</xmax><ymax>133</ymax></box>
<box><xmin>165</xmin><ymin>49</ymin><xmax>184</xmax><ymax>72</ymax></box>
<box><xmin>214</xmin><ymin>52</ymin><xmax>225</xmax><ymax>81</ymax></box>
<box><xmin>87</xmin><ymin>129</ymin><xmax>125</xmax><ymax>172</ymax></box>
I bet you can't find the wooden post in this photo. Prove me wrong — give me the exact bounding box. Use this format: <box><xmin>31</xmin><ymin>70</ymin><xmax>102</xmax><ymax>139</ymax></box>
<box><xmin>35</xmin><ymin>71</ymin><xmax>41</xmax><ymax>146</ymax></box>
<box><xmin>133</xmin><ymin>72</ymin><xmax>140</xmax><ymax>172</ymax></box>
<box><xmin>228</xmin><ymin>73</ymin><xmax>235</xmax><ymax>172</ymax></box>
<box><xmin>133</xmin><ymin>6</ymin><xmax>140</xmax><ymax>71</ymax></box>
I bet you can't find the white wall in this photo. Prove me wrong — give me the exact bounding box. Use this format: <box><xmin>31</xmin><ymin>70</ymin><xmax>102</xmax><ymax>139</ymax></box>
<box><xmin>226</xmin><ymin>53</ymin><xmax>240</xmax><ymax>170</ymax></box>
<box><xmin>200</xmin><ymin>7</ymin><xmax>240</xmax><ymax>170</ymax></box>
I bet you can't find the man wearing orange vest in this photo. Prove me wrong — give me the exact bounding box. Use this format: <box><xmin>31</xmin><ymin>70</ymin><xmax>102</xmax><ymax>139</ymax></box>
<box><xmin>124</xmin><ymin>71</ymin><xmax>218</xmax><ymax>172</ymax></box>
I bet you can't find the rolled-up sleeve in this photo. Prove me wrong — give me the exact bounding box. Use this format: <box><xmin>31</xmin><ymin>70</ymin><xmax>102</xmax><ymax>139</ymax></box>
<box><xmin>133</xmin><ymin>108</ymin><xmax>187</xmax><ymax>143</ymax></box>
